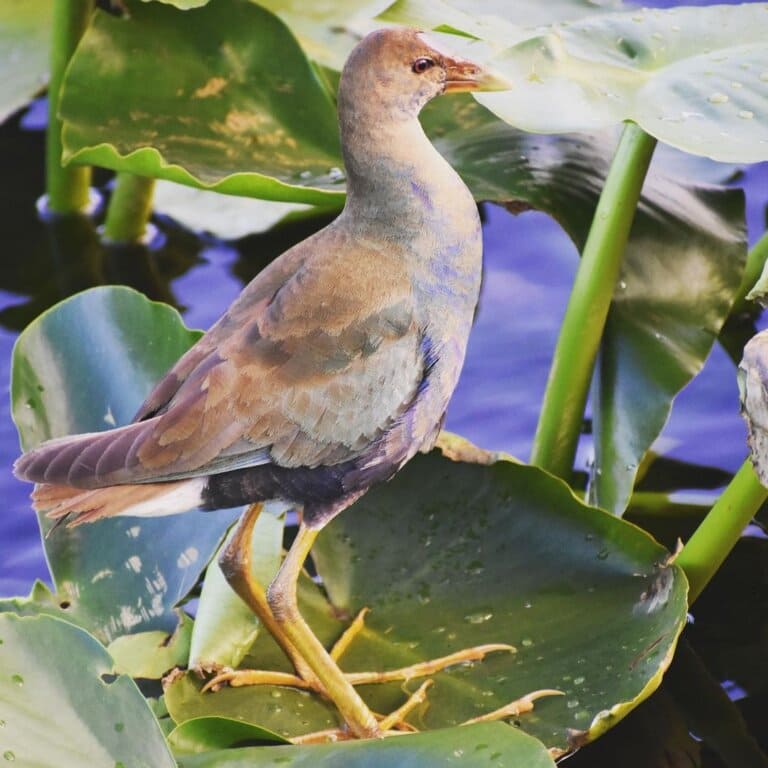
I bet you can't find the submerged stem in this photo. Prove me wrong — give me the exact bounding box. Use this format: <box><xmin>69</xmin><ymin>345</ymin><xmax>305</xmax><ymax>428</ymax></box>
<box><xmin>676</xmin><ymin>459</ymin><xmax>767</xmax><ymax>605</ymax></box>
<box><xmin>531</xmin><ymin>122</ymin><xmax>657</xmax><ymax>480</ymax></box>
<box><xmin>46</xmin><ymin>0</ymin><xmax>93</xmax><ymax>213</ymax></box>
<box><xmin>103</xmin><ymin>173</ymin><xmax>156</xmax><ymax>244</ymax></box>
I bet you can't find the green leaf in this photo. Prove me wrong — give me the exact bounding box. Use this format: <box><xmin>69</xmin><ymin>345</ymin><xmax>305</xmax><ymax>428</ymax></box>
<box><xmin>168</xmin><ymin>716</ymin><xmax>286</xmax><ymax>754</ymax></box>
<box><xmin>189</xmin><ymin>502</ymin><xmax>285</xmax><ymax>670</ymax></box>
<box><xmin>178</xmin><ymin>722</ymin><xmax>555</xmax><ymax>767</ymax></box>
<box><xmin>255</xmin><ymin>0</ymin><xmax>390</xmax><ymax>72</ymax></box>
<box><xmin>420</xmin><ymin>96</ymin><xmax>746</xmax><ymax>514</ymax></box>
<box><xmin>152</xmin><ymin>181</ymin><xmax>338</xmax><ymax>240</ymax></box>
<box><xmin>11</xmin><ymin>286</ymin><xmax>239</xmax><ymax>642</ymax></box>
<box><xmin>387</xmin><ymin>2</ymin><xmax>768</xmax><ymax>162</ymax></box>
<box><xmin>380</xmin><ymin>0</ymin><xmax>624</xmax><ymax>43</ymax></box>
<box><xmin>0</xmin><ymin>613</ymin><xmax>175</xmax><ymax>767</ymax></box>
<box><xmin>166</xmin><ymin>440</ymin><xmax>687</xmax><ymax>754</ymax></box>
<box><xmin>107</xmin><ymin>612</ymin><xmax>193</xmax><ymax>679</ymax></box>
<box><xmin>0</xmin><ymin>0</ymin><xmax>52</xmax><ymax>123</ymax></box>
<box><xmin>60</xmin><ymin>0</ymin><xmax>345</xmax><ymax>205</ymax></box>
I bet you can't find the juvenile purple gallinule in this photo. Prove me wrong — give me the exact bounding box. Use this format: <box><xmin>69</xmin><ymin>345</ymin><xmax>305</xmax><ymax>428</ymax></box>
<box><xmin>15</xmin><ymin>28</ymin><xmax>555</xmax><ymax>739</ymax></box>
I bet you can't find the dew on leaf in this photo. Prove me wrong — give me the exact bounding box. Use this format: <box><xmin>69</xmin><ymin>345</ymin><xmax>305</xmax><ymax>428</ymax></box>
<box><xmin>3</xmin><ymin>752</ymin><xmax>14</xmax><ymax>762</ymax></box>
<box><xmin>707</xmin><ymin>92</ymin><xmax>729</xmax><ymax>104</ymax></box>
<box><xmin>10</xmin><ymin>674</ymin><xmax>23</xmax><ymax>687</ymax></box>
<box><xmin>738</xmin><ymin>110</ymin><xmax>755</xmax><ymax>120</ymax></box>
<box><xmin>464</xmin><ymin>612</ymin><xmax>493</xmax><ymax>625</ymax></box>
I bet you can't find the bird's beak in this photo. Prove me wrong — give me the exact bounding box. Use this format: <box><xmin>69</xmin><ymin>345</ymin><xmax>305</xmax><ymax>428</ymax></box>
<box><xmin>442</xmin><ymin>56</ymin><xmax>510</xmax><ymax>93</ymax></box>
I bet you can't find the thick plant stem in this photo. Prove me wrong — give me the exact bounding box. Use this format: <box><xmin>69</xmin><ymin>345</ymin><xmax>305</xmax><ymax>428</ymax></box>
<box><xmin>46</xmin><ymin>0</ymin><xmax>93</xmax><ymax>213</ymax></box>
<box><xmin>530</xmin><ymin>122</ymin><xmax>657</xmax><ymax>479</ymax></box>
<box><xmin>676</xmin><ymin>459</ymin><xmax>767</xmax><ymax>605</ymax></box>
<box><xmin>103</xmin><ymin>173</ymin><xmax>156</xmax><ymax>243</ymax></box>
<box><xmin>731</xmin><ymin>230</ymin><xmax>768</xmax><ymax>315</ymax></box>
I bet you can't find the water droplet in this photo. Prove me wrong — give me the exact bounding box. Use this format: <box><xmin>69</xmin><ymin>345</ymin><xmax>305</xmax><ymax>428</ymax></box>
<box><xmin>299</xmin><ymin>170</ymin><xmax>311</xmax><ymax>179</ymax></box>
<box><xmin>597</xmin><ymin>549</ymin><xmax>609</xmax><ymax>560</ymax></box>
<box><xmin>731</xmin><ymin>81</ymin><xmax>743</xmax><ymax>89</ymax></box>
<box><xmin>3</xmin><ymin>752</ymin><xmax>14</xmax><ymax>762</ymax></box>
<box><xmin>464</xmin><ymin>612</ymin><xmax>493</xmax><ymax>625</ymax></box>
<box><xmin>708</xmin><ymin>92</ymin><xmax>729</xmax><ymax>104</ymax></box>
<box><xmin>632</xmin><ymin>14</ymin><xmax>644</xmax><ymax>22</ymax></box>
<box><xmin>523</xmin><ymin>600</ymin><xmax>533</xmax><ymax>609</ymax></box>
<box><xmin>619</xmin><ymin>280</ymin><xmax>627</xmax><ymax>290</ymax></box>
<box><xmin>114</xmin><ymin>722</ymin><xmax>124</xmax><ymax>732</ymax></box>
<box><xmin>11</xmin><ymin>674</ymin><xmax>23</xmax><ymax>687</ymax></box>
<box><xmin>328</xmin><ymin>167</ymin><xmax>344</xmax><ymax>182</ymax></box>
<box><xmin>573</xmin><ymin>676</ymin><xmax>586</xmax><ymax>685</ymax></box>
<box><xmin>651</xmin><ymin>32</ymin><xmax>663</xmax><ymax>40</ymax></box>
<box><xmin>671</xmin><ymin>24</ymin><xmax>680</xmax><ymax>31</ymax></box>
<box><xmin>521</xmin><ymin>638</ymin><xmax>534</xmax><ymax>647</ymax></box>
<box><xmin>566</xmin><ymin>699</ymin><xmax>580</xmax><ymax>709</ymax></box>
<box><xmin>453</xmin><ymin>749</ymin><xmax>464</xmax><ymax>757</ymax></box>
<box><xmin>739</xmin><ymin>110</ymin><xmax>755</xmax><ymax>120</ymax></box>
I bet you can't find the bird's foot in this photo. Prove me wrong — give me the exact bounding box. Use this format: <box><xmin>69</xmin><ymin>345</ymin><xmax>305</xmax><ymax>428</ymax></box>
<box><xmin>333</xmin><ymin>606</ymin><xmax>515</xmax><ymax>686</ymax></box>
<box><xmin>290</xmin><ymin>680</ymin><xmax>430</xmax><ymax>744</ymax></box>
<box><xmin>461</xmin><ymin>689</ymin><xmax>565</xmax><ymax>725</ymax></box>
<box><xmin>202</xmin><ymin>606</ymin><xmax>513</xmax><ymax>694</ymax></box>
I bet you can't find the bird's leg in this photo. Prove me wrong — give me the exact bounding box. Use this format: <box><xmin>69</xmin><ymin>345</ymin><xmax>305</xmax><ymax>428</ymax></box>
<box><xmin>206</xmin><ymin>502</ymin><xmax>323</xmax><ymax>692</ymax></box>
<box><xmin>267</xmin><ymin>523</ymin><xmax>383</xmax><ymax>739</ymax></box>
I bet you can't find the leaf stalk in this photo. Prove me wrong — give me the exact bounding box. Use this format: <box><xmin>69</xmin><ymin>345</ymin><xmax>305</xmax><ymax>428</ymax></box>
<box><xmin>46</xmin><ymin>0</ymin><xmax>93</xmax><ymax>213</ymax></box>
<box><xmin>531</xmin><ymin>121</ymin><xmax>657</xmax><ymax>479</ymax></box>
<box><xmin>676</xmin><ymin>459</ymin><xmax>767</xmax><ymax>605</ymax></box>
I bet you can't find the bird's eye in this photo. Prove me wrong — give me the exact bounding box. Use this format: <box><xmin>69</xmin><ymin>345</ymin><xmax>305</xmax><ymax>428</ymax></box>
<box><xmin>412</xmin><ymin>57</ymin><xmax>435</xmax><ymax>74</ymax></box>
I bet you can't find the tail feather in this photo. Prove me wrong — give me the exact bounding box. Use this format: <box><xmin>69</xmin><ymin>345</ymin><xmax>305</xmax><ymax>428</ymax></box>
<box><xmin>31</xmin><ymin>478</ymin><xmax>206</xmax><ymax>527</ymax></box>
<box><xmin>14</xmin><ymin>420</ymin><xmax>155</xmax><ymax>488</ymax></box>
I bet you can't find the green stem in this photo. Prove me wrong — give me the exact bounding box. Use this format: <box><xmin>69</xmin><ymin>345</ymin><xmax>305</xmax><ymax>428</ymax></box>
<box><xmin>530</xmin><ymin>122</ymin><xmax>657</xmax><ymax>478</ymax></box>
<box><xmin>676</xmin><ymin>459</ymin><xmax>767</xmax><ymax>605</ymax></box>
<box><xmin>103</xmin><ymin>173</ymin><xmax>156</xmax><ymax>243</ymax></box>
<box><xmin>731</xmin><ymin>230</ymin><xmax>768</xmax><ymax>316</ymax></box>
<box><xmin>46</xmin><ymin>0</ymin><xmax>93</xmax><ymax>213</ymax></box>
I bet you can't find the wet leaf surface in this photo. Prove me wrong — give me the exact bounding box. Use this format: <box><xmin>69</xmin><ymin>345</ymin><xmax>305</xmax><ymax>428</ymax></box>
<box><xmin>60</xmin><ymin>0</ymin><xmax>345</xmax><ymax>205</ymax></box>
<box><xmin>11</xmin><ymin>286</ymin><xmax>240</xmax><ymax>641</ymax></box>
<box><xmin>167</xmin><ymin>439</ymin><xmax>688</xmax><ymax>755</ymax></box>
<box><xmin>177</xmin><ymin>722</ymin><xmax>556</xmax><ymax>768</ymax></box>
<box><xmin>0</xmin><ymin>613</ymin><xmax>175</xmax><ymax>767</ymax></box>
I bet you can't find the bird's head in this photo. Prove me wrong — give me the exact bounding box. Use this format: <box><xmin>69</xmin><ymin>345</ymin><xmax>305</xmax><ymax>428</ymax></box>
<box><xmin>339</xmin><ymin>27</ymin><xmax>508</xmax><ymax>120</ymax></box>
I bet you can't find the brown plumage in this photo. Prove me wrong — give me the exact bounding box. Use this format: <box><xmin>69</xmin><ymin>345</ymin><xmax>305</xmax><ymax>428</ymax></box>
<box><xmin>15</xmin><ymin>28</ymin><xmax>502</xmax><ymax>531</ymax></box>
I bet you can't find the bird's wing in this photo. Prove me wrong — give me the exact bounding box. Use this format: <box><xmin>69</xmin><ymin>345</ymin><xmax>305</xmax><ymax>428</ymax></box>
<box><xmin>16</xmin><ymin>229</ymin><xmax>426</xmax><ymax>488</ymax></box>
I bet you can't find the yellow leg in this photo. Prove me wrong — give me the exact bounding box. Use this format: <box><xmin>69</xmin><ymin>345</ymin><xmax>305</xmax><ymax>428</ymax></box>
<box><xmin>215</xmin><ymin>503</ymin><xmax>322</xmax><ymax>692</ymax></box>
<box><xmin>267</xmin><ymin>523</ymin><xmax>382</xmax><ymax>739</ymax></box>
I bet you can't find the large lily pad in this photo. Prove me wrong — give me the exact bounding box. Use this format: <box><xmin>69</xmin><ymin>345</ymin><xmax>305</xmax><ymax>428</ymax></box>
<box><xmin>60</xmin><ymin>0</ymin><xmax>345</xmax><ymax>205</ymax></box>
<box><xmin>384</xmin><ymin>2</ymin><xmax>768</xmax><ymax>163</ymax></box>
<box><xmin>165</xmin><ymin>441</ymin><xmax>687</xmax><ymax>755</ymax></box>
<box><xmin>10</xmin><ymin>286</ymin><xmax>239</xmax><ymax>642</ymax></box>
<box><xmin>0</xmin><ymin>612</ymin><xmax>175</xmax><ymax>767</ymax></box>
<box><xmin>0</xmin><ymin>0</ymin><xmax>51</xmax><ymax>124</ymax></box>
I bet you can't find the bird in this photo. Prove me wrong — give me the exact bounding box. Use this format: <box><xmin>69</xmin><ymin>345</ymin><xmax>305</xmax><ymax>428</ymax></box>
<box><xmin>14</xmin><ymin>28</ymin><xmax>550</xmax><ymax>740</ymax></box>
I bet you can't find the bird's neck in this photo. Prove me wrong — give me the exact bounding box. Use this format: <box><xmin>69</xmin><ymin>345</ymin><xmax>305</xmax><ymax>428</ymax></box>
<box><xmin>339</xmin><ymin>105</ymin><xmax>471</xmax><ymax>230</ymax></box>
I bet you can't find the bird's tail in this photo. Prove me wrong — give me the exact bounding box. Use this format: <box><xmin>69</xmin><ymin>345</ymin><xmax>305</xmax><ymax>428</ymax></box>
<box><xmin>31</xmin><ymin>478</ymin><xmax>206</xmax><ymax>527</ymax></box>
